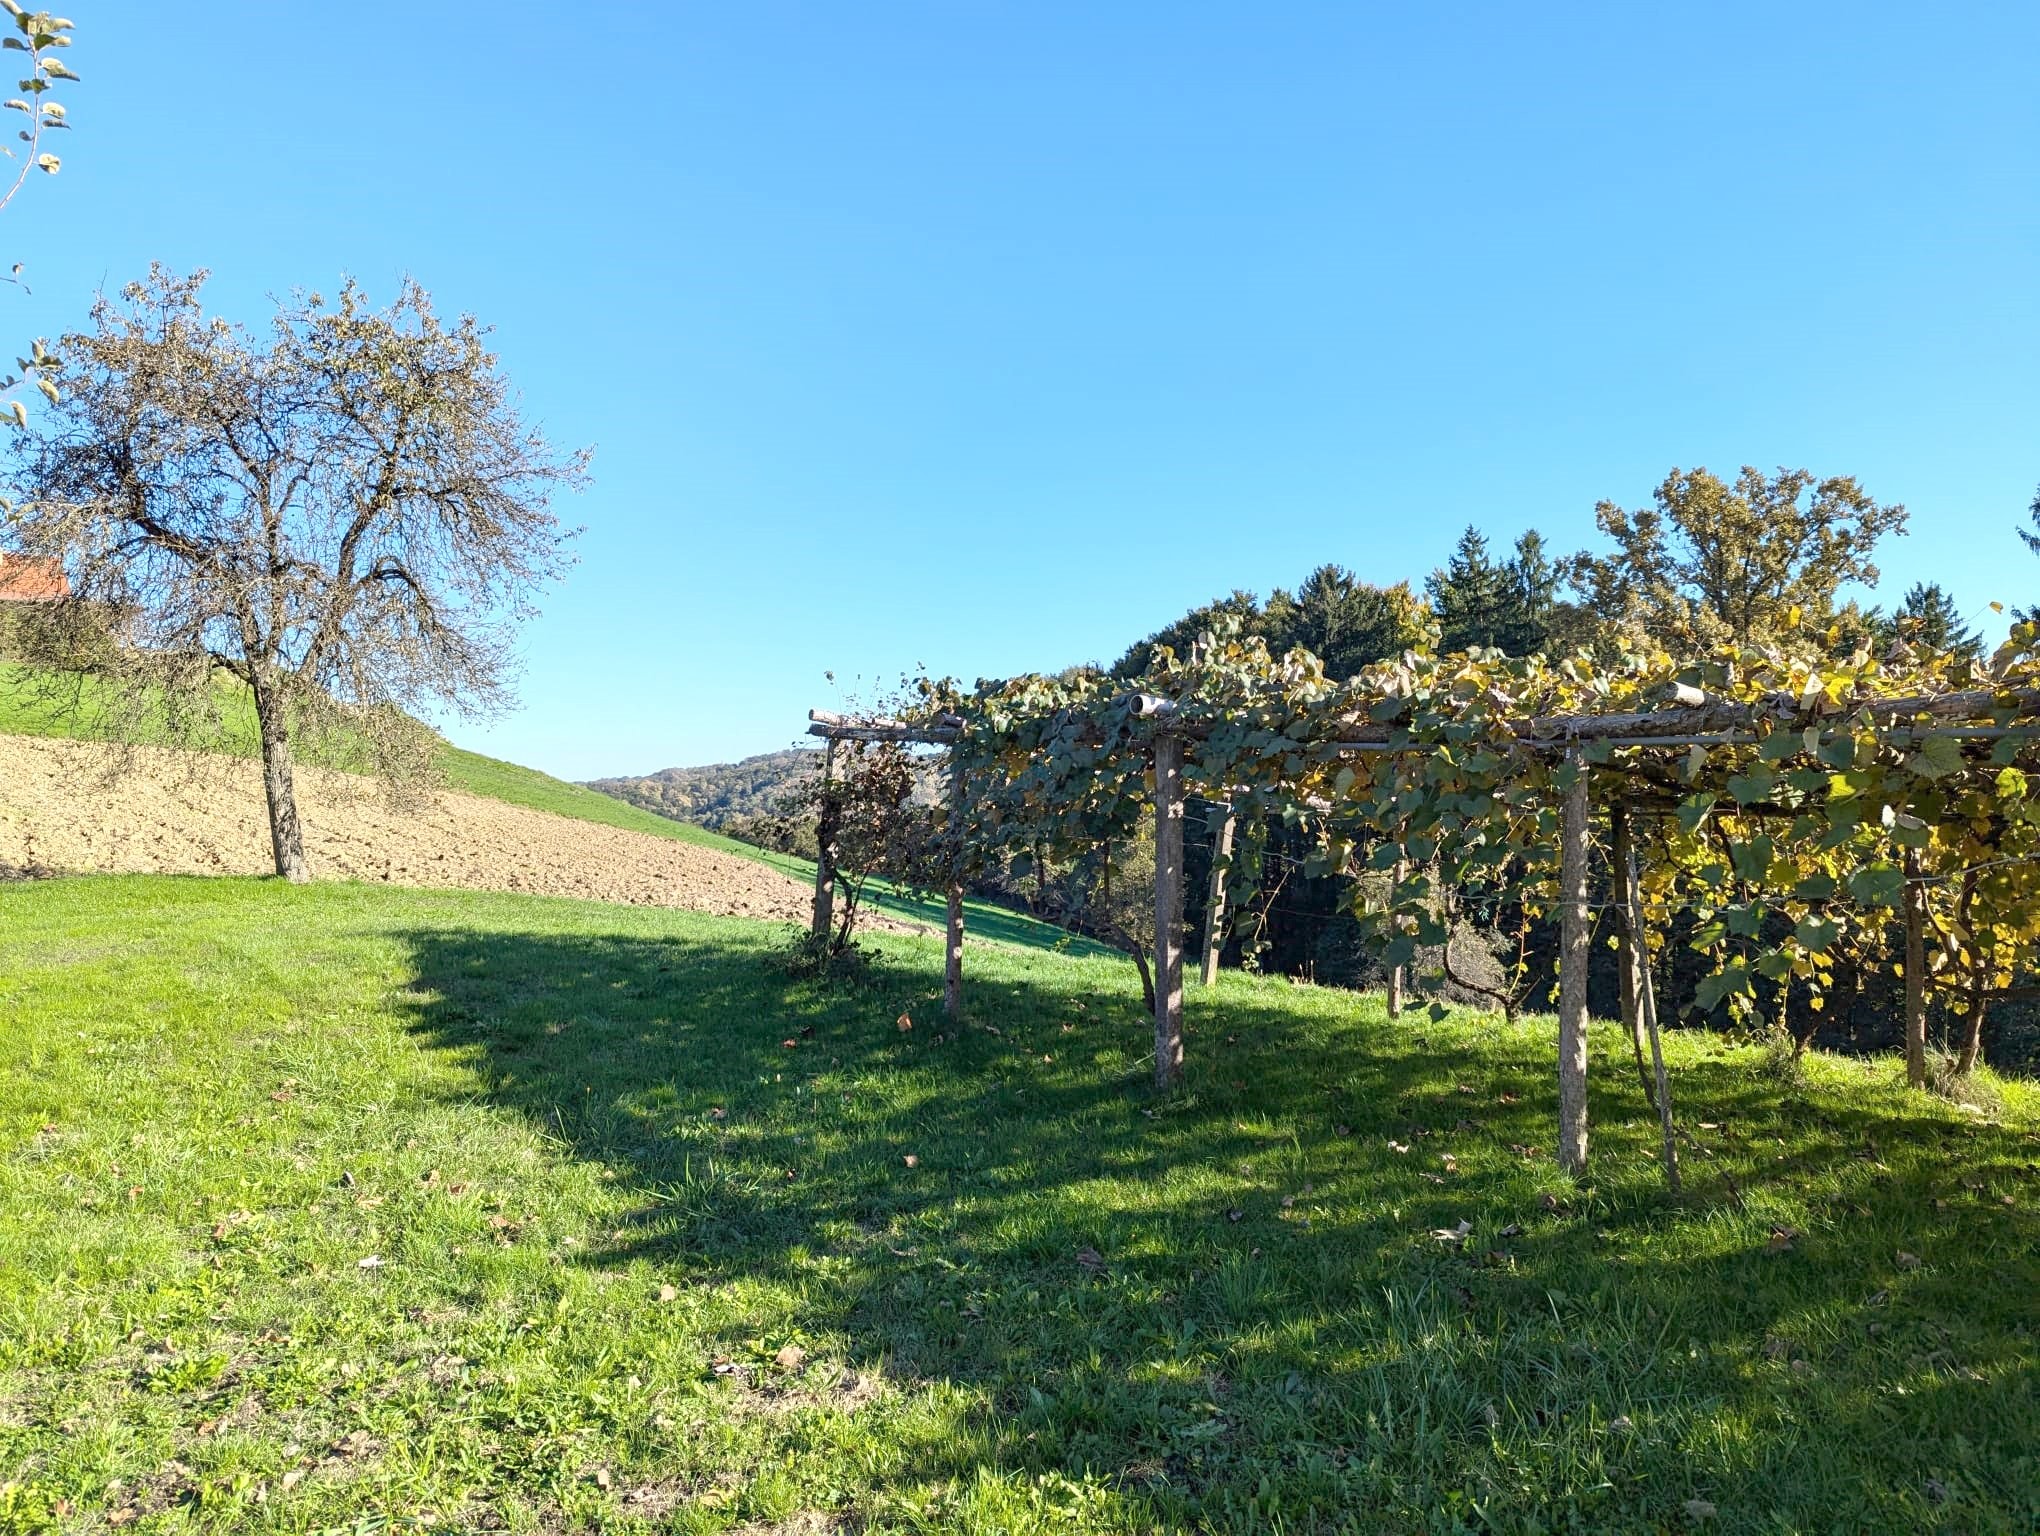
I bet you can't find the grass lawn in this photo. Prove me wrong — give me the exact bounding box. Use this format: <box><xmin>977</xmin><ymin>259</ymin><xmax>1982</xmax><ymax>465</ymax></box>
<box><xmin>1</xmin><ymin>876</ymin><xmax>2034</xmax><ymax>1534</ymax></box>
<box><xmin>0</xmin><ymin>664</ymin><xmax>1087</xmax><ymax>953</ymax></box>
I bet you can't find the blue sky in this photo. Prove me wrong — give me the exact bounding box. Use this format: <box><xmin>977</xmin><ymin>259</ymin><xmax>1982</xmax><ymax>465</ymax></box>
<box><xmin>14</xmin><ymin>3</ymin><xmax>2039</xmax><ymax>777</ymax></box>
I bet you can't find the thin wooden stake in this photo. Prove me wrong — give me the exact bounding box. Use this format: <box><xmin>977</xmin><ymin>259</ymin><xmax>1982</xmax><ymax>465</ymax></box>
<box><xmin>1904</xmin><ymin>847</ymin><xmax>1928</xmax><ymax>1089</ymax></box>
<box><xmin>1386</xmin><ymin>855</ymin><xmax>1408</xmax><ymax>1018</ymax></box>
<box><xmin>1610</xmin><ymin>804</ymin><xmax>1655</xmax><ymax>1107</ymax></box>
<box><xmin>944</xmin><ymin>760</ymin><xmax>965</xmax><ymax>1020</ymax></box>
<box><xmin>1153</xmin><ymin>733</ymin><xmax>1186</xmax><ymax>1090</ymax></box>
<box><xmin>1624</xmin><ymin>836</ymin><xmax>1680</xmax><ymax>1191</ymax></box>
<box><xmin>1557</xmin><ymin>755</ymin><xmax>1591</xmax><ymax>1176</ymax></box>
<box><xmin>810</xmin><ymin>737</ymin><xmax>841</xmax><ymax>942</ymax></box>
<box><xmin>1200</xmin><ymin>803</ymin><xmax>1235</xmax><ymax>987</ymax></box>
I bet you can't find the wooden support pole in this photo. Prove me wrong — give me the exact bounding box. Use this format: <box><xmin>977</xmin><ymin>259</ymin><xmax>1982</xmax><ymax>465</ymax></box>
<box><xmin>944</xmin><ymin>762</ymin><xmax>965</xmax><ymax>1020</ymax></box>
<box><xmin>1624</xmin><ymin>835</ymin><xmax>1680</xmax><ymax>1191</ymax></box>
<box><xmin>1609</xmin><ymin>804</ymin><xmax>1655</xmax><ymax>1106</ymax></box>
<box><xmin>1200</xmin><ymin>803</ymin><xmax>1235</xmax><ymax>987</ymax></box>
<box><xmin>1386</xmin><ymin>856</ymin><xmax>1408</xmax><ymax>1019</ymax></box>
<box><xmin>810</xmin><ymin>738</ymin><xmax>841</xmax><ymax>942</ymax></box>
<box><xmin>1904</xmin><ymin>847</ymin><xmax>1928</xmax><ymax>1089</ymax></box>
<box><xmin>1557</xmin><ymin>756</ymin><xmax>1592</xmax><ymax>1176</ymax></box>
<box><xmin>1153</xmin><ymin>733</ymin><xmax>1186</xmax><ymax>1090</ymax></box>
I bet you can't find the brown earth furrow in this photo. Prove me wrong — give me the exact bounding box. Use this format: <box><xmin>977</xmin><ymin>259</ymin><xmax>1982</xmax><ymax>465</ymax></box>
<box><xmin>0</xmin><ymin>734</ymin><xmax>913</xmax><ymax>929</ymax></box>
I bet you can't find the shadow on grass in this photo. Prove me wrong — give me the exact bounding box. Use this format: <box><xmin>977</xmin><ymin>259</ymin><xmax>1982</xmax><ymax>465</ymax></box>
<box><xmin>396</xmin><ymin>920</ymin><xmax>2040</xmax><ymax>1530</ymax></box>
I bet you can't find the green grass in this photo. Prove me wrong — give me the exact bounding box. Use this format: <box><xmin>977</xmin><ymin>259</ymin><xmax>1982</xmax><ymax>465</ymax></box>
<box><xmin>0</xmin><ymin>664</ymin><xmax>1089</xmax><ymax>953</ymax></box>
<box><xmin>2</xmin><ymin>876</ymin><xmax>2034</xmax><ymax>1534</ymax></box>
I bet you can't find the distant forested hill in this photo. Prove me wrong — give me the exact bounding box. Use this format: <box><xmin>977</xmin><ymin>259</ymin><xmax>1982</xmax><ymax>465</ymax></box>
<box><xmin>585</xmin><ymin>749</ymin><xmax>818</xmax><ymax>831</ymax></box>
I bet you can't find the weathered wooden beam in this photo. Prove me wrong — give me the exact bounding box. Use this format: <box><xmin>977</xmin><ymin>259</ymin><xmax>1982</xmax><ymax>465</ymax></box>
<box><xmin>806</xmin><ymin>721</ymin><xmax>960</xmax><ymax>744</ymax></box>
<box><xmin>1556</xmin><ymin>758</ymin><xmax>1591</xmax><ymax>1176</ymax></box>
<box><xmin>1200</xmin><ymin>803</ymin><xmax>1235</xmax><ymax>987</ymax></box>
<box><xmin>1116</xmin><ymin>686</ymin><xmax>2040</xmax><ymax>752</ymax></box>
<box><xmin>1153</xmin><ymin>734</ymin><xmax>1186</xmax><ymax>1090</ymax></box>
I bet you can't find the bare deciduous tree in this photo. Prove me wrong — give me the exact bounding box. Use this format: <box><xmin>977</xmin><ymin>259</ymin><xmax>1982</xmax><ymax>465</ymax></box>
<box><xmin>5</xmin><ymin>265</ymin><xmax>588</xmax><ymax>879</ymax></box>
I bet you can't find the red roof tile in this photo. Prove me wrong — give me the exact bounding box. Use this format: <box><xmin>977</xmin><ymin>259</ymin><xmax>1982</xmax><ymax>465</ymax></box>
<box><xmin>0</xmin><ymin>555</ymin><xmax>68</xmax><ymax>602</ymax></box>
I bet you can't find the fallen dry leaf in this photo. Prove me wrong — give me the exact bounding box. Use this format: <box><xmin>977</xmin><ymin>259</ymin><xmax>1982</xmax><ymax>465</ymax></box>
<box><xmin>1431</xmin><ymin>1219</ymin><xmax>1473</xmax><ymax>1245</ymax></box>
<box><xmin>902</xmin><ymin>1154</ymin><xmax>919</xmax><ymax>1168</ymax></box>
<box><xmin>657</xmin><ymin>1284</ymin><xmax>678</xmax><ymax>1303</ymax></box>
<box><xmin>897</xmin><ymin>1013</ymin><xmax>913</xmax><ymax>1031</ymax></box>
<box><xmin>774</xmin><ymin>1343</ymin><xmax>808</xmax><ymax>1371</ymax></box>
<box><xmin>1896</xmin><ymin>1250</ymin><xmax>1921</xmax><ymax>1270</ymax></box>
<box><xmin>356</xmin><ymin>1255</ymin><xmax>383</xmax><ymax>1270</ymax></box>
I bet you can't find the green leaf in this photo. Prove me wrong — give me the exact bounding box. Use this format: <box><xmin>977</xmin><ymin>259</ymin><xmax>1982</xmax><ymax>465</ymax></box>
<box><xmin>1730</xmin><ymin>836</ymin><xmax>1774</xmax><ymax>882</ymax></box>
<box><xmin>1694</xmin><ymin>963</ymin><xmax>1752</xmax><ymax>1012</ymax></box>
<box><xmin>1795</xmin><ymin>916</ymin><xmax>1839</xmax><ymax>952</ymax></box>
<box><xmin>1727</xmin><ymin>767</ymin><xmax>1775</xmax><ymax>806</ymax></box>
<box><xmin>1792</xmin><ymin>872</ymin><xmax>1837</xmax><ymax>902</ymax></box>
<box><xmin>1847</xmin><ymin>864</ymin><xmax>1905</xmax><ymax>908</ymax></box>
<box><xmin>1908</xmin><ymin>735</ymin><xmax>1964</xmax><ymax>780</ymax></box>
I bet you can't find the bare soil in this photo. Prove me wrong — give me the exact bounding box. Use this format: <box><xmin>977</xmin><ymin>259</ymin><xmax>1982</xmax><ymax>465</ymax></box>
<box><xmin>0</xmin><ymin>734</ymin><xmax>902</xmax><ymax>928</ymax></box>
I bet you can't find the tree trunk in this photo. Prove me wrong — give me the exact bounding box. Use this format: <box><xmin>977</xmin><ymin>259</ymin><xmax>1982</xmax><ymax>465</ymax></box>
<box><xmin>1623</xmin><ymin>837</ymin><xmax>1680</xmax><ymax>1191</ymax></box>
<box><xmin>944</xmin><ymin>880</ymin><xmax>965</xmax><ymax>1018</ymax></box>
<box><xmin>1130</xmin><ymin>939</ymin><xmax>1157</xmax><ymax>1014</ymax></box>
<box><xmin>1201</xmin><ymin>804</ymin><xmax>1235</xmax><ymax>987</ymax></box>
<box><xmin>1557</xmin><ymin>758</ymin><xmax>1591</xmax><ymax>1176</ymax></box>
<box><xmin>1903</xmin><ymin>848</ymin><xmax>1928</xmax><ymax>1089</ymax></box>
<box><xmin>1955</xmin><ymin>978</ymin><xmax>1988</xmax><ymax>1077</ymax></box>
<box><xmin>1386</xmin><ymin>856</ymin><xmax>1407</xmax><ymax>1018</ymax></box>
<box><xmin>1610</xmin><ymin>804</ymin><xmax>1654</xmax><ymax>1106</ymax></box>
<box><xmin>944</xmin><ymin>762</ymin><xmax>966</xmax><ymax>1019</ymax></box>
<box><xmin>251</xmin><ymin>675</ymin><xmax>308</xmax><ymax>883</ymax></box>
<box><xmin>1152</xmin><ymin>734</ymin><xmax>1186</xmax><ymax>1090</ymax></box>
<box><xmin>811</xmin><ymin>739</ymin><xmax>840</xmax><ymax>941</ymax></box>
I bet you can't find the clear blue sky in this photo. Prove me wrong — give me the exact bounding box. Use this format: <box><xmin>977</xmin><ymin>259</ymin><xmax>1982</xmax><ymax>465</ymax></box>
<box><xmin>15</xmin><ymin>4</ymin><xmax>2039</xmax><ymax>778</ymax></box>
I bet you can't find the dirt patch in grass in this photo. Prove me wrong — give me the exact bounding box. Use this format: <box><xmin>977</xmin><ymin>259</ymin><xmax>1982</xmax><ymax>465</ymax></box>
<box><xmin>0</xmin><ymin>734</ymin><xmax>914</xmax><ymax>929</ymax></box>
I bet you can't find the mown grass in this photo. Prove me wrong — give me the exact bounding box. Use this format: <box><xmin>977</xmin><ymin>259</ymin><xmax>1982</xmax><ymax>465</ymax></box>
<box><xmin>0</xmin><ymin>664</ymin><xmax>1085</xmax><ymax>952</ymax></box>
<box><xmin>1</xmin><ymin>875</ymin><xmax>2033</xmax><ymax>1534</ymax></box>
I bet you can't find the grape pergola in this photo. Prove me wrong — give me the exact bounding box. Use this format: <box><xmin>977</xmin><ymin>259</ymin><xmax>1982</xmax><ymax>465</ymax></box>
<box><xmin>808</xmin><ymin>627</ymin><xmax>2040</xmax><ymax>1179</ymax></box>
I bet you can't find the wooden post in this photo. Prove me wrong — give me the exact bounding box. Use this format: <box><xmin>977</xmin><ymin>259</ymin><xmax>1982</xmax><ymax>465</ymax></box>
<box><xmin>1153</xmin><ymin>734</ymin><xmax>1186</xmax><ymax>1090</ymax></box>
<box><xmin>810</xmin><ymin>737</ymin><xmax>841</xmax><ymax>941</ymax></box>
<box><xmin>1904</xmin><ymin>847</ymin><xmax>1927</xmax><ymax>1089</ymax></box>
<box><xmin>944</xmin><ymin>760</ymin><xmax>965</xmax><ymax>1020</ymax></box>
<box><xmin>1386</xmin><ymin>855</ymin><xmax>1407</xmax><ymax>1018</ymax></box>
<box><xmin>1557</xmin><ymin>754</ymin><xmax>1592</xmax><ymax>1176</ymax></box>
<box><xmin>1624</xmin><ymin>835</ymin><xmax>1680</xmax><ymax>1191</ymax></box>
<box><xmin>1200</xmin><ymin>803</ymin><xmax>1235</xmax><ymax>987</ymax></box>
<box><xmin>1610</xmin><ymin>804</ymin><xmax>1655</xmax><ymax>1106</ymax></box>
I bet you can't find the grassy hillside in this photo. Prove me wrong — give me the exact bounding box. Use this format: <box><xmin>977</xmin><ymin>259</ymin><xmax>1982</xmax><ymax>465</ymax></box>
<box><xmin>587</xmin><ymin>747</ymin><xmax>816</xmax><ymax>830</ymax></box>
<box><xmin>0</xmin><ymin>664</ymin><xmax>1089</xmax><ymax>951</ymax></box>
<box><xmin>1</xmin><ymin>876</ymin><xmax>2034</xmax><ymax>1533</ymax></box>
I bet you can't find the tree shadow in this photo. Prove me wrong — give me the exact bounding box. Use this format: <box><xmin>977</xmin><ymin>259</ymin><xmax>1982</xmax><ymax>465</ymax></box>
<box><xmin>393</xmin><ymin>920</ymin><xmax>2039</xmax><ymax>1530</ymax></box>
